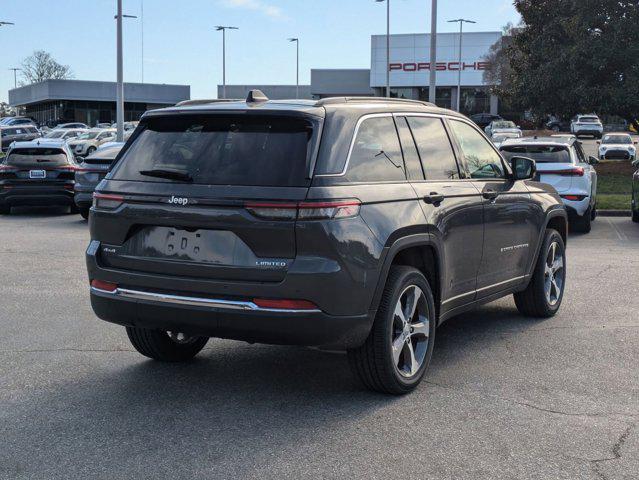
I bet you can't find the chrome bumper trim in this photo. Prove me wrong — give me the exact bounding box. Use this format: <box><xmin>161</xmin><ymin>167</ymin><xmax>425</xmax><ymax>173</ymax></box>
<box><xmin>90</xmin><ymin>287</ymin><xmax>322</xmax><ymax>313</ymax></box>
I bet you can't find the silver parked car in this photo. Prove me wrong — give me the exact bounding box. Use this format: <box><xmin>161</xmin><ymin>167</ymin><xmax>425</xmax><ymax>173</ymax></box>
<box><xmin>67</xmin><ymin>129</ymin><xmax>117</xmax><ymax>157</ymax></box>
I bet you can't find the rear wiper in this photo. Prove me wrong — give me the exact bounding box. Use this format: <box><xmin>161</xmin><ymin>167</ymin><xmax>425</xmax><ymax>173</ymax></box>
<box><xmin>139</xmin><ymin>168</ymin><xmax>193</xmax><ymax>182</ymax></box>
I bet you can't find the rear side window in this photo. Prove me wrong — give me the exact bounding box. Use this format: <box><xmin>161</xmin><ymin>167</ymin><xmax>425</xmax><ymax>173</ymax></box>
<box><xmin>500</xmin><ymin>146</ymin><xmax>571</xmax><ymax>164</ymax></box>
<box><xmin>407</xmin><ymin>117</ymin><xmax>460</xmax><ymax>180</ymax></box>
<box><xmin>6</xmin><ymin>148</ymin><xmax>69</xmax><ymax>166</ymax></box>
<box><xmin>345</xmin><ymin>116</ymin><xmax>405</xmax><ymax>183</ymax></box>
<box><xmin>395</xmin><ymin>117</ymin><xmax>424</xmax><ymax>180</ymax></box>
<box><xmin>112</xmin><ymin>115</ymin><xmax>317</xmax><ymax>187</ymax></box>
<box><xmin>449</xmin><ymin>120</ymin><xmax>505</xmax><ymax>179</ymax></box>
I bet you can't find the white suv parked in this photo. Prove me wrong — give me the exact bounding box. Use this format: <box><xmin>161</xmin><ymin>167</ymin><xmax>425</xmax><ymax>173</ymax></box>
<box><xmin>67</xmin><ymin>129</ymin><xmax>116</xmax><ymax>157</ymax></box>
<box><xmin>500</xmin><ymin>136</ymin><xmax>598</xmax><ymax>233</ymax></box>
<box><xmin>571</xmin><ymin>114</ymin><xmax>603</xmax><ymax>139</ymax></box>
<box><xmin>598</xmin><ymin>133</ymin><xmax>637</xmax><ymax>161</ymax></box>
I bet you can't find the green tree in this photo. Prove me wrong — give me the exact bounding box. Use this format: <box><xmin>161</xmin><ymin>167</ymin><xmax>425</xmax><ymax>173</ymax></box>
<box><xmin>500</xmin><ymin>0</ymin><xmax>639</xmax><ymax>128</ymax></box>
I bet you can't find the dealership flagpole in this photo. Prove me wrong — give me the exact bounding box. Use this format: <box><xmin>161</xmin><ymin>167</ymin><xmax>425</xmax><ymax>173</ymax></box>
<box><xmin>428</xmin><ymin>0</ymin><xmax>437</xmax><ymax>104</ymax></box>
<box><xmin>448</xmin><ymin>18</ymin><xmax>475</xmax><ymax>112</ymax></box>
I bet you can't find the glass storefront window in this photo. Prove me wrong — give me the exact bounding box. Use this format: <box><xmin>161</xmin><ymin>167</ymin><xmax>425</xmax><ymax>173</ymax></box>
<box><xmin>460</xmin><ymin>88</ymin><xmax>490</xmax><ymax>115</ymax></box>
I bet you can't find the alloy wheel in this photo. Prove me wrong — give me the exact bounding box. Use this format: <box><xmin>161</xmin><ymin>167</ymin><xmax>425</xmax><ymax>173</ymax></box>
<box><xmin>391</xmin><ymin>285</ymin><xmax>430</xmax><ymax>378</ymax></box>
<box><xmin>544</xmin><ymin>242</ymin><xmax>565</xmax><ymax>306</ymax></box>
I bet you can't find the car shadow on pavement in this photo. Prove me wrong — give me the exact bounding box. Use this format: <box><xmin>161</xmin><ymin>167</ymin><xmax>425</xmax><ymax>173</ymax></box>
<box><xmin>2</xmin><ymin>302</ymin><xmax>544</xmax><ymax>478</ymax></box>
<box><xmin>4</xmin><ymin>206</ymin><xmax>75</xmax><ymax>217</ymax></box>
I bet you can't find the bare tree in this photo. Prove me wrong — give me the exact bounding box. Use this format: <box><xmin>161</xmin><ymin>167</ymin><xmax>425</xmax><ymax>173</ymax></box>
<box><xmin>20</xmin><ymin>51</ymin><xmax>73</xmax><ymax>85</ymax></box>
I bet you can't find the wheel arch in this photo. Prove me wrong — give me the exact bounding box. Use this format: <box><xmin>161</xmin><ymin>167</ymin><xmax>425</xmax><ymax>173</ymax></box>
<box><xmin>526</xmin><ymin>208</ymin><xmax>568</xmax><ymax>279</ymax></box>
<box><xmin>370</xmin><ymin>234</ymin><xmax>443</xmax><ymax>322</ymax></box>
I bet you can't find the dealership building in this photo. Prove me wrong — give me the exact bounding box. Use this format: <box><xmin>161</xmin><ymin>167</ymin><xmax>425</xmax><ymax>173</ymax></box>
<box><xmin>8</xmin><ymin>79</ymin><xmax>190</xmax><ymax>127</ymax></box>
<box><xmin>222</xmin><ymin>31</ymin><xmax>501</xmax><ymax>115</ymax></box>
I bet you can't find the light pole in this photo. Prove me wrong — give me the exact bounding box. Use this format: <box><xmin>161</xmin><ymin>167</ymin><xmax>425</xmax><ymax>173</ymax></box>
<box><xmin>215</xmin><ymin>26</ymin><xmax>238</xmax><ymax>99</ymax></box>
<box><xmin>448</xmin><ymin>18</ymin><xmax>475</xmax><ymax>112</ymax></box>
<box><xmin>141</xmin><ymin>0</ymin><xmax>144</xmax><ymax>83</ymax></box>
<box><xmin>428</xmin><ymin>0</ymin><xmax>437</xmax><ymax>104</ymax></box>
<box><xmin>8</xmin><ymin>68</ymin><xmax>21</xmax><ymax>88</ymax></box>
<box><xmin>115</xmin><ymin>2</ymin><xmax>137</xmax><ymax>141</ymax></box>
<box><xmin>288</xmin><ymin>38</ymin><xmax>299</xmax><ymax>98</ymax></box>
<box><xmin>376</xmin><ymin>0</ymin><xmax>390</xmax><ymax>97</ymax></box>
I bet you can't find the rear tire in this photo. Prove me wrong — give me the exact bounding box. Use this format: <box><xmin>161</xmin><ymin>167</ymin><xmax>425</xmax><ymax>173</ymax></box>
<box><xmin>126</xmin><ymin>327</ymin><xmax>209</xmax><ymax>362</ymax></box>
<box><xmin>632</xmin><ymin>208</ymin><xmax>639</xmax><ymax>223</ymax></box>
<box><xmin>514</xmin><ymin>229</ymin><xmax>566</xmax><ymax>318</ymax></box>
<box><xmin>348</xmin><ymin>266</ymin><xmax>436</xmax><ymax>395</ymax></box>
<box><xmin>590</xmin><ymin>203</ymin><xmax>597</xmax><ymax>221</ymax></box>
<box><xmin>69</xmin><ymin>204</ymin><xmax>80</xmax><ymax>215</ymax></box>
<box><xmin>572</xmin><ymin>207</ymin><xmax>592</xmax><ymax>233</ymax></box>
<box><xmin>79</xmin><ymin>207</ymin><xmax>90</xmax><ymax>220</ymax></box>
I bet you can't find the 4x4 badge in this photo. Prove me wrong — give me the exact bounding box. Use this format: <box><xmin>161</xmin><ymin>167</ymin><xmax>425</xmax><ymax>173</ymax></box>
<box><xmin>168</xmin><ymin>196</ymin><xmax>188</xmax><ymax>206</ymax></box>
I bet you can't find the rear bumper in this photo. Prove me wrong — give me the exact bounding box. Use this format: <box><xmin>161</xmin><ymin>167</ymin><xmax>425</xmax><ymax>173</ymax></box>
<box><xmin>74</xmin><ymin>191</ymin><xmax>94</xmax><ymax>209</ymax></box>
<box><xmin>564</xmin><ymin>195</ymin><xmax>592</xmax><ymax>218</ymax></box>
<box><xmin>574</xmin><ymin>130</ymin><xmax>602</xmax><ymax>137</ymax></box>
<box><xmin>0</xmin><ymin>184</ymin><xmax>75</xmax><ymax>207</ymax></box>
<box><xmin>90</xmin><ymin>287</ymin><xmax>372</xmax><ymax>349</ymax></box>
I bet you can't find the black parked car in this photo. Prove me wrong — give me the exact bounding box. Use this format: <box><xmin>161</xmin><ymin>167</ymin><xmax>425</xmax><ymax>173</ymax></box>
<box><xmin>0</xmin><ymin>140</ymin><xmax>79</xmax><ymax>214</ymax></box>
<box><xmin>87</xmin><ymin>92</ymin><xmax>568</xmax><ymax>394</ymax></box>
<box><xmin>0</xmin><ymin>125</ymin><xmax>40</xmax><ymax>152</ymax></box>
<box><xmin>632</xmin><ymin>158</ymin><xmax>639</xmax><ymax>223</ymax></box>
<box><xmin>469</xmin><ymin>112</ymin><xmax>502</xmax><ymax>129</ymax></box>
<box><xmin>74</xmin><ymin>143</ymin><xmax>124</xmax><ymax>219</ymax></box>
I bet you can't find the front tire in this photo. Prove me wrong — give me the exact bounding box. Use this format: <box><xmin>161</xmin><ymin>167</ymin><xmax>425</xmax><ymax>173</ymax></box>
<box><xmin>86</xmin><ymin>146</ymin><xmax>96</xmax><ymax>156</ymax></box>
<box><xmin>514</xmin><ymin>229</ymin><xmax>566</xmax><ymax>318</ymax></box>
<box><xmin>126</xmin><ymin>327</ymin><xmax>209</xmax><ymax>362</ymax></box>
<box><xmin>348</xmin><ymin>266</ymin><xmax>436</xmax><ymax>395</ymax></box>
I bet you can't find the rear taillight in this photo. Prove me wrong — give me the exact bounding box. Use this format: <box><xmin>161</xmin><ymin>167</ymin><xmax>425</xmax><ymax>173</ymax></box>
<box><xmin>252</xmin><ymin>298</ymin><xmax>319</xmax><ymax>311</ymax></box>
<box><xmin>560</xmin><ymin>194</ymin><xmax>586</xmax><ymax>201</ymax></box>
<box><xmin>0</xmin><ymin>165</ymin><xmax>17</xmax><ymax>172</ymax></box>
<box><xmin>93</xmin><ymin>192</ymin><xmax>124</xmax><ymax>210</ymax></box>
<box><xmin>538</xmin><ymin>167</ymin><xmax>584</xmax><ymax>177</ymax></box>
<box><xmin>90</xmin><ymin>279</ymin><xmax>118</xmax><ymax>292</ymax></box>
<box><xmin>245</xmin><ymin>199</ymin><xmax>361</xmax><ymax>221</ymax></box>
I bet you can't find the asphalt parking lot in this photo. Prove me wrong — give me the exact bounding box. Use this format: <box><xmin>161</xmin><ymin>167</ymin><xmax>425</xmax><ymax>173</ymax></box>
<box><xmin>1</xmin><ymin>210</ymin><xmax>638</xmax><ymax>480</ymax></box>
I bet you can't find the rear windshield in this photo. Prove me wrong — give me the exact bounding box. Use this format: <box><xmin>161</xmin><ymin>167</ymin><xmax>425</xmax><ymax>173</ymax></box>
<box><xmin>5</xmin><ymin>148</ymin><xmax>70</xmax><ymax>166</ymax></box>
<box><xmin>111</xmin><ymin>115</ymin><xmax>316</xmax><ymax>186</ymax></box>
<box><xmin>500</xmin><ymin>145</ymin><xmax>571</xmax><ymax>163</ymax></box>
<box><xmin>579</xmin><ymin>117</ymin><xmax>599</xmax><ymax>123</ymax></box>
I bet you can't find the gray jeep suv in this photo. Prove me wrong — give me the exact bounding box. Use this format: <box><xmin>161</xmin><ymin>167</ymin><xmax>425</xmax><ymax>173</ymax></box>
<box><xmin>86</xmin><ymin>92</ymin><xmax>568</xmax><ymax>394</ymax></box>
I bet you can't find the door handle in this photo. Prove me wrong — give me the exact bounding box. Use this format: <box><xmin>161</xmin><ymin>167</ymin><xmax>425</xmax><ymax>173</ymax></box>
<box><xmin>423</xmin><ymin>192</ymin><xmax>445</xmax><ymax>205</ymax></box>
<box><xmin>482</xmin><ymin>189</ymin><xmax>499</xmax><ymax>200</ymax></box>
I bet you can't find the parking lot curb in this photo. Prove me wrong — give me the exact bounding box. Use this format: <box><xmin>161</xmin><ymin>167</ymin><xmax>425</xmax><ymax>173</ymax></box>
<box><xmin>599</xmin><ymin>210</ymin><xmax>631</xmax><ymax>217</ymax></box>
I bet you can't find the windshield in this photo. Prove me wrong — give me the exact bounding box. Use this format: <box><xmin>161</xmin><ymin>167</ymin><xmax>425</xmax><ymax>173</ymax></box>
<box><xmin>500</xmin><ymin>145</ymin><xmax>571</xmax><ymax>163</ymax></box>
<box><xmin>602</xmin><ymin>135</ymin><xmax>632</xmax><ymax>145</ymax></box>
<box><xmin>77</xmin><ymin>132</ymin><xmax>99</xmax><ymax>140</ymax></box>
<box><xmin>44</xmin><ymin>130</ymin><xmax>65</xmax><ymax>138</ymax></box>
<box><xmin>493</xmin><ymin>121</ymin><xmax>516</xmax><ymax>129</ymax></box>
<box><xmin>579</xmin><ymin>117</ymin><xmax>599</xmax><ymax>123</ymax></box>
<box><xmin>111</xmin><ymin>114</ymin><xmax>316</xmax><ymax>187</ymax></box>
<box><xmin>5</xmin><ymin>148</ymin><xmax>70</xmax><ymax>167</ymax></box>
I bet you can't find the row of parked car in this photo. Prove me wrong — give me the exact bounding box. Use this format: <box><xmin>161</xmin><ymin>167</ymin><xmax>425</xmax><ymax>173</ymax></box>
<box><xmin>0</xmin><ymin>118</ymin><xmax>129</xmax><ymax>219</ymax></box>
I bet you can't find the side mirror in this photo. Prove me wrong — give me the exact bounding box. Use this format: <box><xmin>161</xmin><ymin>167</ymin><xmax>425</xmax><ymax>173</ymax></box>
<box><xmin>588</xmin><ymin>156</ymin><xmax>599</xmax><ymax>165</ymax></box>
<box><xmin>510</xmin><ymin>156</ymin><xmax>536</xmax><ymax>180</ymax></box>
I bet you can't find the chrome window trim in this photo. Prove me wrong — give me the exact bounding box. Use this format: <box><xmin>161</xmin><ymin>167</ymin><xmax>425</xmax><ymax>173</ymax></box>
<box><xmin>91</xmin><ymin>287</ymin><xmax>322</xmax><ymax>313</ymax></box>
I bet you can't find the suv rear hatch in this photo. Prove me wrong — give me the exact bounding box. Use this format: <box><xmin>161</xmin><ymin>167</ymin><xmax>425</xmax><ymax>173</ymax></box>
<box><xmin>0</xmin><ymin>146</ymin><xmax>76</xmax><ymax>183</ymax></box>
<box><xmin>93</xmin><ymin>110</ymin><xmax>323</xmax><ymax>283</ymax></box>
<box><xmin>500</xmin><ymin>144</ymin><xmax>578</xmax><ymax>192</ymax></box>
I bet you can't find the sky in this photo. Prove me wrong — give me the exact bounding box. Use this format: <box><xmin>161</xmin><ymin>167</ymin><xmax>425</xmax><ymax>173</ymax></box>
<box><xmin>0</xmin><ymin>0</ymin><xmax>521</xmax><ymax>103</ymax></box>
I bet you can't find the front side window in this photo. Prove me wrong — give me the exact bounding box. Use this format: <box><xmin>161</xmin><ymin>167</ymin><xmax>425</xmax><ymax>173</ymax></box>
<box><xmin>449</xmin><ymin>120</ymin><xmax>505</xmax><ymax>179</ymax></box>
<box><xmin>407</xmin><ymin>117</ymin><xmax>460</xmax><ymax>180</ymax></box>
<box><xmin>346</xmin><ymin>116</ymin><xmax>405</xmax><ymax>182</ymax></box>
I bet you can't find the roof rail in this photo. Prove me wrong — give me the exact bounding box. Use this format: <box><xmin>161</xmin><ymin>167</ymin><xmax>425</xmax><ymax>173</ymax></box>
<box><xmin>315</xmin><ymin>96</ymin><xmax>436</xmax><ymax>107</ymax></box>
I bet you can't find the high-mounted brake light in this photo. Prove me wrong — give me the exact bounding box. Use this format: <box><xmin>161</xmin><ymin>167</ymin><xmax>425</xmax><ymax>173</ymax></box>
<box><xmin>91</xmin><ymin>279</ymin><xmax>118</xmax><ymax>292</ymax></box>
<box><xmin>252</xmin><ymin>298</ymin><xmax>319</xmax><ymax>311</ymax></box>
<box><xmin>244</xmin><ymin>199</ymin><xmax>361</xmax><ymax>221</ymax></box>
<box><xmin>93</xmin><ymin>192</ymin><xmax>125</xmax><ymax>210</ymax></box>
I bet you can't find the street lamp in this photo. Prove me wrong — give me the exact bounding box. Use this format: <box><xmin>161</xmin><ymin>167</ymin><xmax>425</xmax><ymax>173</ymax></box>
<box><xmin>375</xmin><ymin>0</ymin><xmax>390</xmax><ymax>98</ymax></box>
<box><xmin>428</xmin><ymin>0</ymin><xmax>437</xmax><ymax>104</ymax></box>
<box><xmin>115</xmin><ymin>1</ymin><xmax>137</xmax><ymax>141</ymax></box>
<box><xmin>215</xmin><ymin>26</ymin><xmax>239</xmax><ymax>99</ymax></box>
<box><xmin>8</xmin><ymin>68</ymin><xmax>21</xmax><ymax>88</ymax></box>
<box><xmin>288</xmin><ymin>38</ymin><xmax>299</xmax><ymax>99</ymax></box>
<box><xmin>447</xmin><ymin>18</ymin><xmax>476</xmax><ymax>112</ymax></box>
